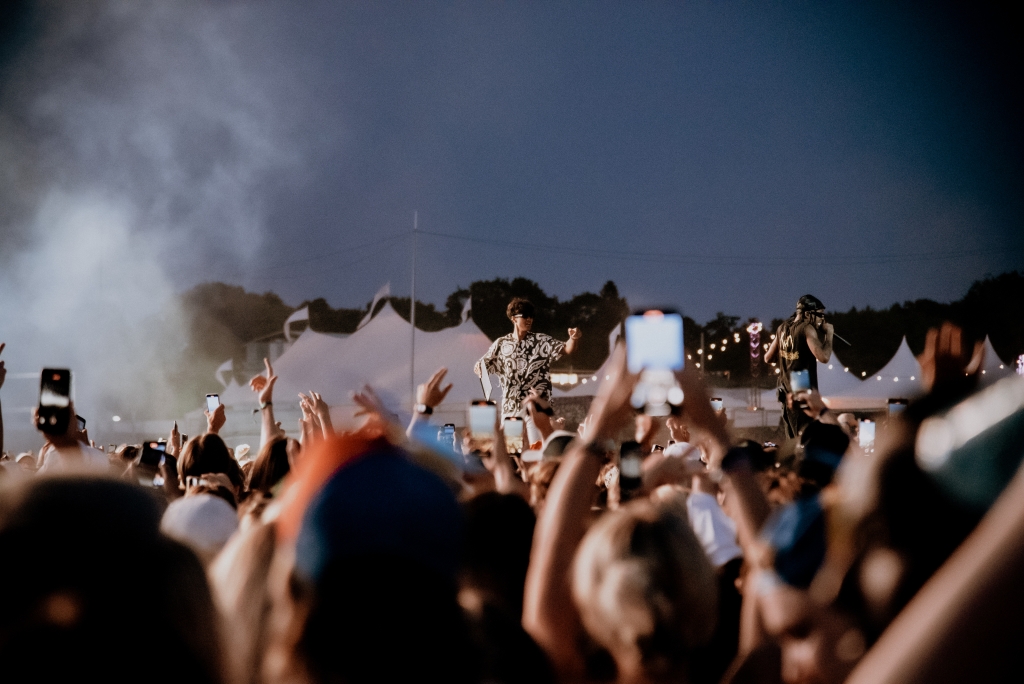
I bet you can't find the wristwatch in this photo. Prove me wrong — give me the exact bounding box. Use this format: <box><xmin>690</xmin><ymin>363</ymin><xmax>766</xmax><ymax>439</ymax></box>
<box><xmin>260</xmin><ymin>401</ymin><xmax>273</xmax><ymax>410</ymax></box>
<box><xmin>414</xmin><ymin>404</ymin><xmax>433</xmax><ymax>415</ymax></box>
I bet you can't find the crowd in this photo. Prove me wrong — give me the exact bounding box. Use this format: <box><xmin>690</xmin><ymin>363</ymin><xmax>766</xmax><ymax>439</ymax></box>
<box><xmin>0</xmin><ymin>322</ymin><xmax>1022</xmax><ymax>683</ymax></box>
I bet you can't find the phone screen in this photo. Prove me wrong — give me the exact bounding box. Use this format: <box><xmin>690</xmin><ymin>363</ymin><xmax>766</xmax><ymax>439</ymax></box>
<box><xmin>710</xmin><ymin>398</ymin><xmax>724</xmax><ymax>412</ymax></box>
<box><xmin>790</xmin><ymin>369</ymin><xmax>811</xmax><ymax>393</ymax></box>
<box><xmin>625</xmin><ymin>311</ymin><xmax>684</xmax><ymax>373</ymax></box>
<box><xmin>503</xmin><ymin>417</ymin><xmax>525</xmax><ymax>453</ymax></box>
<box><xmin>468</xmin><ymin>401</ymin><xmax>497</xmax><ymax>440</ymax></box>
<box><xmin>888</xmin><ymin>399</ymin><xmax>908</xmax><ymax>415</ymax></box>
<box><xmin>38</xmin><ymin>368</ymin><xmax>72</xmax><ymax>435</ymax></box>
<box><xmin>206</xmin><ymin>394</ymin><xmax>221</xmax><ymax>412</ymax></box>
<box><xmin>858</xmin><ymin>420</ymin><xmax>875</xmax><ymax>449</ymax></box>
<box><xmin>40</xmin><ymin>369</ymin><xmax>71</xmax><ymax>408</ymax></box>
<box><xmin>76</xmin><ymin>415</ymin><xmax>86</xmax><ymax>431</ymax></box>
<box><xmin>138</xmin><ymin>441</ymin><xmax>166</xmax><ymax>468</ymax></box>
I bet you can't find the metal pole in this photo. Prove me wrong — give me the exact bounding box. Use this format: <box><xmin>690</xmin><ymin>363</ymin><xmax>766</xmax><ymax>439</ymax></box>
<box><xmin>410</xmin><ymin>211</ymin><xmax>417</xmax><ymax>409</ymax></box>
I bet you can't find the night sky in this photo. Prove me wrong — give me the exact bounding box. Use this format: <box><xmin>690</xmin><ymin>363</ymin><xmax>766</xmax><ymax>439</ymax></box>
<box><xmin>1</xmin><ymin>0</ymin><xmax>1021</xmax><ymax>325</ymax></box>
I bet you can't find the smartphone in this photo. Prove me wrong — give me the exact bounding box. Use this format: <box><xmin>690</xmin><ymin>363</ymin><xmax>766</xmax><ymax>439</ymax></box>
<box><xmin>138</xmin><ymin>441</ymin><xmax>166</xmax><ymax>468</ymax></box>
<box><xmin>858</xmin><ymin>419</ymin><xmax>875</xmax><ymax>449</ymax></box>
<box><xmin>107</xmin><ymin>444</ymin><xmax>117</xmax><ymax>454</ymax></box>
<box><xmin>76</xmin><ymin>415</ymin><xmax>87</xmax><ymax>431</ymax></box>
<box><xmin>468</xmin><ymin>400</ymin><xmax>497</xmax><ymax>441</ymax></box>
<box><xmin>38</xmin><ymin>368</ymin><xmax>73</xmax><ymax>436</ymax></box>
<box><xmin>887</xmin><ymin>398</ymin><xmax>908</xmax><ymax>415</ymax></box>
<box><xmin>503</xmin><ymin>416</ymin><xmax>525</xmax><ymax>454</ymax></box>
<box><xmin>710</xmin><ymin>397</ymin><xmax>724</xmax><ymax>412</ymax></box>
<box><xmin>625</xmin><ymin>310</ymin><xmax>684</xmax><ymax>373</ymax></box>
<box><xmin>625</xmin><ymin>310</ymin><xmax>685</xmax><ymax>416</ymax></box>
<box><xmin>206</xmin><ymin>394</ymin><xmax>221</xmax><ymax>412</ymax></box>
<box><xmin>790</xmin><ymin>369</ymin><xmax>811</xmax><ymax>393</ymax></box>
<box><xmin>619</xmin><ymin>441</ymin><xmax>644</xmax><ymax>501</ymax></box>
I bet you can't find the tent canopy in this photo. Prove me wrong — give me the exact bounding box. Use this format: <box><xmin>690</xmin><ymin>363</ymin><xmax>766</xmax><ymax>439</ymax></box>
<box><xmin>221</xmin><ymin>302</ymin><xmax>496</xmax><ymax>426</ymax></box>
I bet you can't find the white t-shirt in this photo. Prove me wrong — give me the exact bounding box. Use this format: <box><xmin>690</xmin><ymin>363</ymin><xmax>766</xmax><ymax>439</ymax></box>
<box><xmin>687</xmin><ymin>490</ymin><xmax>743</xmax><ymax>568</ymax></box>
<box><xmin>36</xmin><ymin>443</ymin><xmax>110</xmax><ymax>475</ymax></box>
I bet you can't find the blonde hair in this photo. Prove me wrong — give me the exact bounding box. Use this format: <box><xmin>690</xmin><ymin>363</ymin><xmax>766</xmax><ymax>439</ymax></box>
<box><xmin>572</xmin><ymin>498</ymin><xmax>717</xmax><ymax>676</ymax></box>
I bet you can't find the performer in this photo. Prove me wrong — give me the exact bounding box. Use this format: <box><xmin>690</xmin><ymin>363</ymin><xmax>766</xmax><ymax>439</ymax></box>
<box><xmin>474</xmin><ymin>297</ymin><xmax>581</xmax><ymax>418</ymax></box>
<box><xmin>764</xmin><ymin>294</ymin><xmax>834</xmax><ymax>438</ymax></box>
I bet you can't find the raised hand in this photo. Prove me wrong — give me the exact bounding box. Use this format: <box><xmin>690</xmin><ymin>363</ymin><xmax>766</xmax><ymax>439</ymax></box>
<box><xmin>205</xmin><ymin>403</ymin><xmax>226</xmax><ymax>434</ymax></box>
<box><xmin>919</xmin><ymin>322</ymin><xmax>984</xmax><ymax>395</ymax></box>
<box><xmin>167</xmin><ymin>421</ymin><xmax>182</xmax><ymax>457</ymax></box>
<box><xmin>249</xmin><ymin>357</ymin><xmax>278</xmax><ymax>405</ymax></box>
<box><xmin>582</xmin><ymin>343</ymin><xmax>640</xmax><ymax>442</ymax></box>
<box><xmin>417</xmin><ymin>367</ymin><xmax>453</xmax><ymax>408</ymax></box>
<box><xmin>568</xmin><ymin>328</ymin><xmax>581</xmax><ymax>340</ymax></box>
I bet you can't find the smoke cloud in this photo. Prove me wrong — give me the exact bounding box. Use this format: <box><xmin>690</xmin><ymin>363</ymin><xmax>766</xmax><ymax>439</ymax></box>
<box><xmin>0</xmin><ymin>0</ymin><xmax>297</xmax><ymax>449</ymax></box>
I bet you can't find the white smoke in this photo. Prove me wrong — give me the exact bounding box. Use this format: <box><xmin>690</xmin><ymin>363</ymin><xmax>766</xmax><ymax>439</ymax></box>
<box><xmin>0</xmin><ymin>0</ymin><xmax>298</xmax><ymax>449</ymax></box>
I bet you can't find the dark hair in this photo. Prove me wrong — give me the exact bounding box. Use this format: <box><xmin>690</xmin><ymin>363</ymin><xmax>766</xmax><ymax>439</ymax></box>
<box><xmin>461</xmin><ymin>492</ymin><xmax>536</xmax><ymax>616</ymax></box>
<box><xmin>506</xmin><ymin>298</ymin><xmax>535</xmax><ymax>321</ymax></box>
<box><xmin>179</xmin><ymin>434</ymin><xmax>244</xmax><ymax>490</ymax></box>
<box><xmin>796</xmin><ymin>421</ymin><xmax>850</xmax><ymax>489</ymax></box>
<box><xmin>248</xmin><ymin>437</ymin><xmax>291</xmax><ymax>494</ymax></box>
<box><xmin>0</xmin><ymin>476</ymin><xmax>223</xmax><ymax>684</ymax></box>
<box><xmin>796</xmin><ymin>294</ymin><xmax>825</xmax><ymax>312</ymax></box>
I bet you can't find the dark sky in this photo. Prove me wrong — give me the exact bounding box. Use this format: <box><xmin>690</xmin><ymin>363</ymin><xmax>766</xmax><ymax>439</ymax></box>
<box><xmin>1</xmin><ymin>0</ymin><xmax>1022</xmax><ymax>324</ymax></box>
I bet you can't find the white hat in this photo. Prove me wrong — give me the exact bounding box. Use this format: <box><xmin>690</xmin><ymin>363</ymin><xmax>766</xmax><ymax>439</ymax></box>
<box><xmin>664</xmin><ymin>441</ymin><xmax>700</xmax><ymax>459</ymax></box>
<box><xmin>233</xmin><ymin>444</ymin><xmax>253</xmax><ymax>466</ymax></box>
<box><xmin>161</xmin><ymin>493</ymin><xmax>239</xmax><ymax>562</ymax></box>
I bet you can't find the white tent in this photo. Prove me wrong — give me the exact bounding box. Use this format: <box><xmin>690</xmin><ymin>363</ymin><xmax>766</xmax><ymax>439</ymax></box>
<box><xmin>978</xmin><ymin>336</ymin><xmax>1014</xmax><ymax>388</ymax></box>
<box><xmin>219</xmin><ymin>302</ymin><xmax>495</xmax><ymax>429</ymax></box>
<box><xmin>828</xmin><ymin>337</ymin><xmax>923</xmax><ymax>410</ymax></box>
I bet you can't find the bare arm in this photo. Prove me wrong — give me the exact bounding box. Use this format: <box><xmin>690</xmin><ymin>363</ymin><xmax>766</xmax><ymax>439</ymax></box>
<box><xmin>846</xmin><ymin>458</ymin><xmax>1024</xmax><ymax>684</ymax></box>
<box><xmin>764</xmin><ymin>334</ymin><xmax>779</xmax><ymax>364</ymax></box>
<box><xmin>406</xmin><ymin>367</ymin><xmax>452</xmax><ymax>437</ymax></box>
<box><xmin>564</xmin><ymin>327</ymin><xmax>581</xmax><ymax>356</ymax></box>
<box><xmin>522</xmin><ymin>344</ymin><xmax>638</xmax><ymax>678</ymax></box>
<box><xmin>805</xmin><ymin>322</ymin><xmax>833</xmax><ymax>363</ymax></box>
<box><xmin>249</xmin><ymin>357</ymin><xmax>282</xmax><ymax>447</ymax></box>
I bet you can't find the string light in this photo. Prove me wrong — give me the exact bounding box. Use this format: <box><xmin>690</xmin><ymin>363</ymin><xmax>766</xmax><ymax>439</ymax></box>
<box><xmin>747</xmin><ymin>321</ymin><xmax>763</xmax><ymax>380</ymax></box>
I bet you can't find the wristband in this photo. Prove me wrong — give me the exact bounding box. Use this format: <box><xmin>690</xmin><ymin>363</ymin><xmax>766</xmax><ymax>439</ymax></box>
<box><xmin>414</xmin><ymin>404</ymin><xmax>434</xmax><ymax>415</ymax></box>
<box><xmin>260</xmin><ymin>401</ymin><xmax>273</xmax><ymax>410</ymax></box>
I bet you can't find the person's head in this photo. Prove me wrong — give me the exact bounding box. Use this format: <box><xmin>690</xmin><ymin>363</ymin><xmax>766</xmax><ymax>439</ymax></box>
<box><xmin>273</xmin><ymin>443</ymin><xmax>474</xmax><ymax>684</ymax></box>
<box><xmin>248</xmin><ymin>437</ymin><xmax>295</xmax><ymax>495</ymax></box>
<box><xmin>507</xmin><ymin>297</ymin><xmax>534</xmax><ymax>335</ymax></box>
<box><xmin>525</xmin><ymin>458</ymin><xmax>561</xmax><ymax>512</ymax></box>
<box><xmin>15</xmin><ymin>452</ymin><xmax>35</xmax><ymax>472</ymax></box>
<box><xmin>572</xmin><ymin>498</ymin><xmax>717</xmax><ymax>679</ymax></box>
<box><xmin>837</xmin><ymin>413</ymin><xmax>859</xmax><ymax>441</ymax></box>
<box><xmin>0</xmin><ymin>476</ymin><xmax>223</xmax><ymax>684</ymax></box>
<box><xmin>796</xmin><ymin>421</ymin><xmax>850</xmax><ymax>492</ymax></box>
<box><xmin>795</xmin><ymin>294</ymin><xmax>826</xmax><ymax>324</ymax></box>
<box><xmin>179</xmin><ymin>433</ymin><xmax>244</xmax><ymax>491</ymax></box>
<box><xmin>461</xmin><ymin>492</ymin><xmax>536</xmax><ymax>616</ymax></box>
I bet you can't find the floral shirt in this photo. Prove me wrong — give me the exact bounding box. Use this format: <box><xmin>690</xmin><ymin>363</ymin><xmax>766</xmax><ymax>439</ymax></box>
<box><xmin>475</xmin><ymin>331</ymin><xmax>566</xmax><ymax>416</ymax></box>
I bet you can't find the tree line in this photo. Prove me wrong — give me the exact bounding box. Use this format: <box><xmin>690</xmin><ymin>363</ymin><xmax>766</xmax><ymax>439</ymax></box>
<box><xmin>170</xmin><ymin>271</ymin><xmax>1023</xmax><ymax>405</ymax></box>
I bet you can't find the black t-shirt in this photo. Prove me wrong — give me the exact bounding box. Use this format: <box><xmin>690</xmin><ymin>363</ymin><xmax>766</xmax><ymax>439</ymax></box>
<box><xmin>777</xmin><ymin>319</ymin><xmax>818</xmax><ymax>393</ymax></box>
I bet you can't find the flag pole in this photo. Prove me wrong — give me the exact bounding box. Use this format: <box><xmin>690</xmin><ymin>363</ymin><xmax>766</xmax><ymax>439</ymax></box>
<box><xmin>410</xmin><ymin>210</ymin><xmax>417</xmax><ymax>409</ymax></box>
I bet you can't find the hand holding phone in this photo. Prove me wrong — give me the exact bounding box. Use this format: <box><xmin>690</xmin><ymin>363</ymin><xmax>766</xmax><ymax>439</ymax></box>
<box><xmin>206</xmin><ymin>394</ymin><xmax>221</xmax><ymax>412</ymax></box>
<box><xmin>625</xmin><ymin>310</ymin><xmax>685</xmax><ymax>416</ymax></box>
<box><xmin>38</xmin><ymin>368</ymin><xmax>72</xmax><ymax>436</ymax></box>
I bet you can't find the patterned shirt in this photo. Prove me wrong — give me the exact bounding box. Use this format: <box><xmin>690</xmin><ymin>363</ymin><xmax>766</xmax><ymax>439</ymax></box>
<box><xmin>475</xmin><ymin>331</ymin><xmax>566</xmax><ymax>416</ymax></box>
